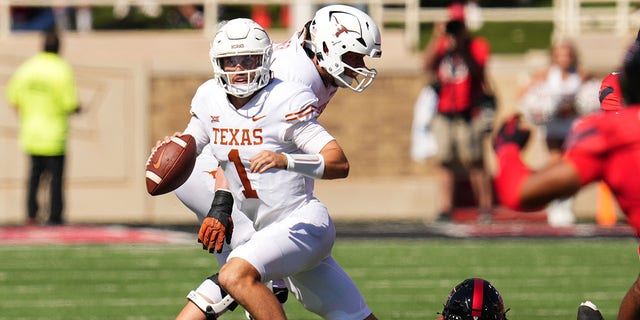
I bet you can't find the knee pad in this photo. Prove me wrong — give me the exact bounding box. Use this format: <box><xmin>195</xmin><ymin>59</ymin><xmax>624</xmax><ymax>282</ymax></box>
<box><xmin>187</xmin><ymin>273</ymin><xmax>238</xmax><ymax>319</ymax></box>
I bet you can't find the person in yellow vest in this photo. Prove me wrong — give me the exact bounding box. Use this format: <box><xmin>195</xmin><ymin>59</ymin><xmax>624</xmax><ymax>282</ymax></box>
<box><xmin>6</xmin><ymin>29</ymin><xmax>80</xmax><ymax>226</ymax></box>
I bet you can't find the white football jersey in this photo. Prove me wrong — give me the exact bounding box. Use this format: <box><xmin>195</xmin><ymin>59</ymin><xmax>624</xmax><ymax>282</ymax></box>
<box><xmin>271</xmin><ymin>32</ymin><xmax>338</xmax><ymax>115</ymax></box>
<box><xmin>183</xmin><ymin>79</ymin><xmax>335</xmax><ymax>230</ymax></box>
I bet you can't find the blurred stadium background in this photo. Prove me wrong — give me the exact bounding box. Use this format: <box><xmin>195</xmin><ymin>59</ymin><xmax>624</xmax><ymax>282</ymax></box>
<box><xmin>0</xmin><ymin>1</ymin><xmax>639</xmax><ymax>225</ymax></box>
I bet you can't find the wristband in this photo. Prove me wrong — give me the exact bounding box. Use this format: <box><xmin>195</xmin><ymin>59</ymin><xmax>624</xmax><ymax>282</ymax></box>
<box><xmin>283</xmin><ymin>153</ymin><xmax>325</xmax><ymax>179</ymax></box>
<box><xmin>207</xmin><ymin>189</ymin><xmax>233</xmax><ymax>220</ymax></box>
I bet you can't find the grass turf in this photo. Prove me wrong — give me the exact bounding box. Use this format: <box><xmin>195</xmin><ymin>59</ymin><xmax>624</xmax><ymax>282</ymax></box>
<box><xmin>0</xmin><ymin>238</ymin><xmax>637</xmax><ymax>319</ymax></box>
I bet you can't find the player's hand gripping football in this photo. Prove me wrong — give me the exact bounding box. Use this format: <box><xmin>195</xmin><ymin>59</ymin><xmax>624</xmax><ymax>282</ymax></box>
<box><xmin>493</xmin><ymin>114</ymin><xmax>531</xmax><ymax>152</ymax></box>
<box><xmin>198</xmin><ymin>190</ymin><xmax>234</xmax><ymax>253</ymax></box>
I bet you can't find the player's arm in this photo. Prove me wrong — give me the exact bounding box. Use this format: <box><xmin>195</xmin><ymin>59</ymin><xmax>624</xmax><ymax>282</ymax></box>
<box><xmin>517</xmin><ymin>160</ymin><xmax>582</xmax><ymax>210</ymax></box>
<box><xmin>248</xmin><ymin>140</ymin><xmax>348</xmax><ymax>180</ymax></box>
<box><xmin>315</xmin><ymin>140</ymin><xmax>349</xmax><ymax>179</ymax></box>
<box><xmin>618</xmin><ymin>275</ymin><xmax>640</xmax><ymax>320</ymax></box>
<box><xmin>493</xmin><ymin>114</ymin><xmax>581</xmax><ymax>211</ymax></box>
<box><xmin>198</xmin><ymin>168</ymin><xmax>233</xmax><ymax>254</ymax></box>
<box><xmin>249</xmin><ymin>115</ymin><xmax>348</xmax><ymax>179</ymax></box>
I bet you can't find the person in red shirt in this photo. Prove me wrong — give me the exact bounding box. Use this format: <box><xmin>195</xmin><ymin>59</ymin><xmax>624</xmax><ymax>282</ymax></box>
<box><xmin>423</xmin><ymin>16</ymin><xmax>493</xmax><ymax>222</ymax></box>
<box><xmin>493</xmin><ymin>41</ymin><xmax>640</xmax><ymax>320</ymax></box>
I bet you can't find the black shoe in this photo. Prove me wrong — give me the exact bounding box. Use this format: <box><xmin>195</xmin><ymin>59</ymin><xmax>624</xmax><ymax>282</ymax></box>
<box><xmin>577</xmin><ymin>301</ymin><xmax>604</xmax><ymax>320</ymax></box>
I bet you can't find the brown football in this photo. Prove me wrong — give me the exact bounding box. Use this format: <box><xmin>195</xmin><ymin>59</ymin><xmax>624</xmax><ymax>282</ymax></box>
<box><xmin>145</xmin><ymin>134</ymin><xmax>197</xmax><ymax>196</ymax></box>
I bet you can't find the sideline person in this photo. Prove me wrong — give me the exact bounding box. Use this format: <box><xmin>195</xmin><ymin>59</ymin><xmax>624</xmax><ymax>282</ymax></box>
<box><xmin>6</xmin><ymin>29</ymin><xmax>80</xmax><ymax>225</ymax></box>
<box><xmin>423</xmin><ymin>17</ymin><xmax>493</xmax><ymax>222</ymax></box>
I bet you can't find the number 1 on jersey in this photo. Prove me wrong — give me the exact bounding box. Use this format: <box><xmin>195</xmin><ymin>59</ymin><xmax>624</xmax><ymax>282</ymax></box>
<box><xmin>228</xmin><ymin>149</ymin><xmax>259</xmax><ymax>199</ymax></box>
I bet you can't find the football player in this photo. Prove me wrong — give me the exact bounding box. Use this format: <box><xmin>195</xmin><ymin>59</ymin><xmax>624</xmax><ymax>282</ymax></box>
<box><xmin>492</xmin><ymin>40</ymin><xmax>640</xmax><ymax>320</ymax></box>
<box><xmin>172</xmin><ymin>17</ymin><xmax>378</xmax><ymax>320</ymax></box>
<box><xmin>438</xmin><ymin>278</ymin><xmax>508</xmax><ymax>320</ymax></box>
<box><xmin>173</xmin><ymin>5</ymin><xmax>381</xmax><ymax>319</ymax></box>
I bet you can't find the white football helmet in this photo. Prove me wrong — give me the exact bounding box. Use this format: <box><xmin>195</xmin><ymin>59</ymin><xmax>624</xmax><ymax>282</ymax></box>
<box><xmin>209</xmin><ymin>18</ymin><xmax>273</xmax><ymax>98</ymax></box>
<box><xmin>306</xmin><ymin>5</ymin><xmax>382</xmax><ymax>92</ymax></box>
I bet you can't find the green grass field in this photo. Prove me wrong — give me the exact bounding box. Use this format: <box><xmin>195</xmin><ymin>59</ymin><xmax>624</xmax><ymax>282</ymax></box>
<box><xmin>1</xmin><ymin>238</ymin><xmax>638</xmax><ymax>319</ymax></box>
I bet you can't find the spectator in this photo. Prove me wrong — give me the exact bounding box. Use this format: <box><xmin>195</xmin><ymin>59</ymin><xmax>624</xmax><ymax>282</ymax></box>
<box><xmin>517</xmin><ymin>38</ymin><xmax>590</xmax><ymax>227</ymax></box>
<box><xmin>10</xmin><ymin>7</ymin><xmax>56</xmax><ymax>31</ymax></box>
<box><xmin>5</xmin><ymin>30</ymin><xmax>80</xmax><ymax>225</ymax></box>
<box><xmin>423</xmin><ymin>16</ymin><xmax>494</xmax><ymax>223</ymax></box>
<box><xmin>177</xmin><ymin>5</ymin><xmax>204</xmax><ymax>29</ymax></box>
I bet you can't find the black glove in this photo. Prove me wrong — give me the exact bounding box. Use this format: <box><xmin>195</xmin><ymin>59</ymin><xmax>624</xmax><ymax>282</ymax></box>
<box><xmin>198</xmin><ymin>190</ymin><xmax>234</xmax><ymax>254</ymax></box>
<box><xmin>493</xmin><ymin>114</ymin><xmax>531</xmax><ymax>152</ymax></box>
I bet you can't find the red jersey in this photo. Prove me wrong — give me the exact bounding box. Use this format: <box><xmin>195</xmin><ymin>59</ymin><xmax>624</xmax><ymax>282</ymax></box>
<box><xmin>434</xmin><ymin>36</ymin><xmax>490</xmax><ymax>114</ymax></box>
<box><xmin>599</xmin><ymin>72</ymin><xmax>623</xmax><ymax>112</ymax></box>
<box><xmin>564</xmin><ymin>106</ymin><xmax>640</xmax><ymax>234</ymax></box>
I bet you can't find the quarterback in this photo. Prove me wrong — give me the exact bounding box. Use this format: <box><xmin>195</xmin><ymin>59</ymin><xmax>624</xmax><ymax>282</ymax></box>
<box><xmin>173</xmin><ymin>5</ymin><xmax>382</xmax><ymax>320</ymax></box>
<box><xmin>172</xmin><ymin>18</ymin><xmax>377</xmax><ymax>320</ymax></box>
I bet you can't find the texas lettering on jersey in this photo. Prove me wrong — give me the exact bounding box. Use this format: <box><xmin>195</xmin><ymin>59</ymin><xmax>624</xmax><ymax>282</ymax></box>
<box><xmin>212</xmin><ymin>127</ymin><xmax>263</xmax><ymax>146</ymax></box>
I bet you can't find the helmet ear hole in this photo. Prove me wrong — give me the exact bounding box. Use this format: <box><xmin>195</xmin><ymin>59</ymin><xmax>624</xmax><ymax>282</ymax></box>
<box><xmin>322</xmin><ymin>42</ymin><xmax>329</xmax><ymax>55</ymax></box>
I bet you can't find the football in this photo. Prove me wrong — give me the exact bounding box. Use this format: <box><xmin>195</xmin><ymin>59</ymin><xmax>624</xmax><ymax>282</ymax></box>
<box><xmin>145</xmin><ymin>134</ymin><xmax>197</xmax><ymax>196</ymax></box>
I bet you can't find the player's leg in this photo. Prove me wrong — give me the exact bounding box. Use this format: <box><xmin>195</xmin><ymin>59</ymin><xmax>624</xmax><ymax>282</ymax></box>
<box><xmin>432</xmin><ymin>114</ymin><xmax>456</xmax><ymax>221</ymax></box>
<box><xmin>27</xmin><ymin>155</ymin><xmax>46</xmax><ymax>223</ymax></box>
<box><xmin>459</xmin><ymin>118</ymin><xmax>492</xmax><ymax>221</ymax></box>
<box><xmin>174</xmin><ymin>209</ymin><xmax>257</xmax><ymax>319</ymax></box>
<box><xmin>618</xmin><ymin>272</ymin><xmax>640</xmax><ymax>320</ymax></box>
<box><xmin>176</xmin><ymin>273</ymin><xmax>240</xmax><ymax>320</ymax></box>
<box><xmin>218</xmin><ymin>258</ymin><xmax>285</xmax><ymax>320</ymax></box>
<box><xmin>221</xmin><ymin>199</ymin><xmax>335</xmax><ymax>319</ymax></box>
<box><xmin>286</xmin><ymin>255</ymin><xmax>376</xmax><ymax>320</ymax></box>
<box><xmin>48</xmin><ymin>155</ymin><xmax>65</xmax><ymax>225</ymax></box>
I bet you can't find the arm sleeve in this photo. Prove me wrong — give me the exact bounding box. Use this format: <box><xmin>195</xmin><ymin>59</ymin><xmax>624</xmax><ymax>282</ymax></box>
<box><xmin>182</xmin><ymin>112</ymin><xmax>210</xmax><ymax>155</ymax></box>
<box><xmin>288</xmin><ymin>119</ymin><xmax>335</xmax><ymax>154</ymax></box>
<box><xmin>182</xmin><ymin>82</ymin><xmax>215</xmax><ymax>154</ymax></box>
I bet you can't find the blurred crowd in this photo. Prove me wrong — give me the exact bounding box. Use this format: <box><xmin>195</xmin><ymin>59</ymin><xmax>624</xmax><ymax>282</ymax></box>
<box><xmin>410</xmin><ymin>0</ymin><xmax>615</xmax><ymax>227</ymax></box>
<box><xmin>9</xmin><ymin>4</ymin><xmax>293</xmax><ymax>32</ymax></box>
